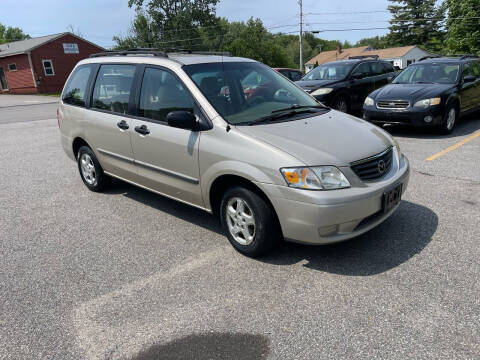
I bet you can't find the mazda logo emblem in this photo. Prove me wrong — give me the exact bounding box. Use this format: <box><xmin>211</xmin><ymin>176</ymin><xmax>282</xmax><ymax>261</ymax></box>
<box><xmin>378</xmin><ymin>160</ymin><xmax>386</xmax><ymax>174</ymax></box>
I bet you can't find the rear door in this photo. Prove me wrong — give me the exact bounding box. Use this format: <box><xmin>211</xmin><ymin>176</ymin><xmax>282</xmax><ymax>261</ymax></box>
<box><xmin>130</xmin><ymin>66</ymin><xmax>203</xmax><ymax>208</ymax></box>
<box><xmin>459</xmin><ymin>62</ymin><xmax>480</xmax><ymax>113</ymax></box>
<box><xmin>371</xmin><ymin>61</ymin><xmax>389</xmax><ymax>90</ymax></box>
<box><xmin>84</xmin><ymin>64</ymin><xmax>138</xmax><ymax>182</ymax></box>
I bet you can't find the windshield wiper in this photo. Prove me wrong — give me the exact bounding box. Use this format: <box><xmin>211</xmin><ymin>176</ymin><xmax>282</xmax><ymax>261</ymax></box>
<box><xmin>415</xmin><ymin>81</ymin><xmax>436</xmax><ymax>84</ymax></box>
<box><xmin>248</xmin><ymin>106</ymin><xmax>327</xmax><ymax>126</ymax></box>
<box><xmin>271</xmin><ymin>104</ymin><xmax>328</xmax><ymax>114</ymax></box>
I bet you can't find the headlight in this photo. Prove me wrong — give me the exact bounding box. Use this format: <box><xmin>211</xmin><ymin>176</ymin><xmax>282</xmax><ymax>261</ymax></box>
<box><xmin>413</xmin><ymin>98</ymin><xmax>441</xmax><ymax>108</ymax></box>
<box><xmin>280</xmin><ymin>166</ymin><xmax>350</xmax><ymax>190</ymax></box>
<box><xmin>364</xmin><ymin>97</ymin><xmax>374</xmax><ymax>106</ymax></box>
<box><xmin>311</xmin><ymin>88</ymin><xmax>333</xmax><ymax>96</ymax></box>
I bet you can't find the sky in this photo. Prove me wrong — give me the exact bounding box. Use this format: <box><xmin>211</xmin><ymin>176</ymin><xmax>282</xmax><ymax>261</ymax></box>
<box><xmin>0</xmin><ymin>0</ymin><xmax>394</xmax><ymax>49</ymax></box>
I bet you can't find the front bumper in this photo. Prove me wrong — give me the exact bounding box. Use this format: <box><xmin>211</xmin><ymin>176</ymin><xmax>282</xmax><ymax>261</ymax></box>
<box><xmin>256</xmin><ymin>152</ymin><xmax>410</xmax><ymax>245</ymax></box>
<box><xmin>363</xmin><ymin>105</ymin><xmax>444</xmax><ymax>127</ymax></box>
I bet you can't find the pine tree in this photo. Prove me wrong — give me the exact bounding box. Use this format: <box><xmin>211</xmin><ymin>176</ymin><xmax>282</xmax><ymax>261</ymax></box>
<box><xmin>386</xmin><ymin>0</ymin><xmax>445</xmax><ymax>52</ymax></box>
<box><xmin>445</xmin><ymin>0</ymin><xmax>480</xmax><ymax>54</ymax></box>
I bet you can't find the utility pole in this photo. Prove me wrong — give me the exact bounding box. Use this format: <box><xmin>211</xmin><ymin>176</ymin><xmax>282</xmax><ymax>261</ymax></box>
<box><xmin>298</xmin><ymin>0</ymin><xmax>303</xmax><ymax>72</ymax></box>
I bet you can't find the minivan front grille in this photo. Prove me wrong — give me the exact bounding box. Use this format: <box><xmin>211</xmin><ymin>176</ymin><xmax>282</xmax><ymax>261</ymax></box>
<box><xmin>351</xmin><ymin>147</ymin><xmax>393</xmax><ymax>181</ymax></box>
<box><xmin>376</xmin><ymin>100</ymin><xmax>409</xmax><ymax>109</ymax></box>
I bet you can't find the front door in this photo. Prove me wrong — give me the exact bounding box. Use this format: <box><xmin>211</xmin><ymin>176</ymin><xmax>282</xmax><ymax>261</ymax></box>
<box><xmin>130</xmin><ymin>66</ymin><xmax>203</xmax><ymax>208</ymax></box>
<box><xmin>459</xmin><ymin>62</ymin><xmax>480</xmax><ymax>113</ymax></box>
<box><xmin>0</xmin><ymin>68</ymin><xmax>8</xmax><ymax>90</ymax></box>
<box><xmin>84</xmin><ymin>63</ymin><xmax>138</xmax><ymax>182</ymax></box>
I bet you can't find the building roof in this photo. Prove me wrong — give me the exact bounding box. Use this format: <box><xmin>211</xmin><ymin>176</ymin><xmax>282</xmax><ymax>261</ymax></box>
<box><xmin>0</xmin><ymin>32</ymin><xmax>104</xmax><ymax>58</ymax></box>
<box><xmin>306</xmin><ymin>45</ymin><xmax>419</xmax><ymax>65</ymax></box>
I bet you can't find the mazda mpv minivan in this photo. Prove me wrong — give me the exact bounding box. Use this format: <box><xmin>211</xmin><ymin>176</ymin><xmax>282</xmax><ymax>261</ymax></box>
<box><xmin>59</xmin><ymin>49</ymin><xmax>409</xmax><ymax>257</ymax></box>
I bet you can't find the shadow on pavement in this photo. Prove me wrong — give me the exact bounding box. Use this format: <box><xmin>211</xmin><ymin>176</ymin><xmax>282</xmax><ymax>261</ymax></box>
<box><xmin>105</xmin><ymin>182</ymin><xmax>437</xmax><ymax>276</ymax></box>
<box><xmin>383</xmin><ymin>114</ymin><xmax>480</xmax><ymax>139</ymax></box>
<box><xmin>261</xmin><ymin>201</ymin><xmax>438</xmax><ymax>276</ymax></box>
<box><xmin>130</xmin><ymin>333</ymin><xmax>270</xmax><ymax>360</ymax></box>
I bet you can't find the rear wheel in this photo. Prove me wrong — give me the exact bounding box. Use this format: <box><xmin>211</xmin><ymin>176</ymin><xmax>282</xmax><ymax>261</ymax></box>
<box><xmin>220</xmin><ymin>186</ymin><xmax>280</xmax><ymax>257</ymax></box>
<box><xmin>439</xmin><ymin>106</ymin><xmax>457</xmax><ymax>134</ymax></box>
<box><xmin>332</xmin><ymin>95</ymin><xmax>349</xmax><ymax>113</ymax></box>
<box><xmin>77</xmin><ymin>146</ymin><xmax>110</xmax><ymax>192</ymax></box>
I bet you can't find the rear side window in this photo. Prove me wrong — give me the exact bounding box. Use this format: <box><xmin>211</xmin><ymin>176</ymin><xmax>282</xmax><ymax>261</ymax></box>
<box><xmin>383</xmin><ymin>63</ymin><xmax>395</xmax><ymax>73</ymax></box>
<box><xmin>352</xmin><ymin>63</ymin><xmax>372</xmax><ymax>77</ymax></box>
<box><xmin>92</xmin><ymin>64</ymin><xmax>136</xmax><ymax>114</ymax></box>
<box><xmin>62</xmin><ymin>65</ymin><xmax>93</xmax><ymax>107</ymax></box>
<box><xmin>139</xmin><ymin>67</ymin><xmax>194</xmax><ymax>122</ymax></box>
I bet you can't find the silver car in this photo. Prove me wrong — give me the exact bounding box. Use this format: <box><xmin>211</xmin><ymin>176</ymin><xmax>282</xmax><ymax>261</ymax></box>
<box><xmin>59</xmin><ymin>50</ymin><xmax>409</xmax><ymax>257</ymax></box>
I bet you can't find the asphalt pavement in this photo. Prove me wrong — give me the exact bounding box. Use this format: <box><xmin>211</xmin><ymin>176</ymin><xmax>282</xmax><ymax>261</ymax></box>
<box><xmin>0</xmin><ymin>95</ymin><xmax>479</xmax><ymax>360</ymax></box>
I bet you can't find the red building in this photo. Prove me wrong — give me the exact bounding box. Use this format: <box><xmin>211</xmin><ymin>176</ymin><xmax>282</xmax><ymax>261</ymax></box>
<box><xmin>0</xmin><ymin>33</ymin><xmax>104</xmax><ymax>94</ymax></box>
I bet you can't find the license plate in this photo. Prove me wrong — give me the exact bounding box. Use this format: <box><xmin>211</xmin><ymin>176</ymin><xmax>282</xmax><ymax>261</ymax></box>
<box><xmin>383</xmin><ymin>184</ymin><xmax>403</xmax><ymax>213</ymax></box>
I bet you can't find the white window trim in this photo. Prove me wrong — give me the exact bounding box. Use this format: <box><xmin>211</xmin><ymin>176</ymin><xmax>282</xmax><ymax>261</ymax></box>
<box><xmin>8</xmin><ymin>63</ymin><xmax>17</xmax><ymax>72</ymax></box>
<box><xmin>42</xmin><ymin>59</ymin><xmax>55</xmax><ymax>76</ymax></box>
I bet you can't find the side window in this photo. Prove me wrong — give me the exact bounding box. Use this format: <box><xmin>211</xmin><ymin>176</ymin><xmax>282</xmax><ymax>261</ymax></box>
<box><xmin>42</xmin><ymin>60</ymin><xmax>55</xmax><ymax>76</ymax></box>
<box><xmin>139</xmin><ymin>67</ymin><xmax>195</xmax><ymax>122</ymax></box>
<box><xmin>62</xmin><ymin>65</ymin><xmax>93</xmax><ymax>107</ymax></box>
<box><xmin>289</xmin><ymin>71</ymin><xmax>302</xmax><ymax>81</ymax></box>
<box><xmin>352</xmin><ymin>63</ymin><xmax>372</xmax><ymax>78</ymax></box>
<box><xmin>371</xmin><ymin>62</ymin><xmax>385</xmax><ymax>76</ymax></box>
<box><xmin>383</xmin><ymin>62</ymin><xmax>395</xmax><ymax>73</ymax></box>
<box><xmin>464</xmin><ymin>62</ymin><xmax>480</xmax><ymax>77</ymax></box>
<box><xmin>92</xmin><ymin>64</ymin><xmax>135</xmax><ymax>114</ymax></box>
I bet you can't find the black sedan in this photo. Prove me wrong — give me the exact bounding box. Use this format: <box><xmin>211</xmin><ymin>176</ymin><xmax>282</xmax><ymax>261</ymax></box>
<box><xmin>363</xmin><ymin>56</ymin><xmax>480</xmax><ymax>134</ymax></box>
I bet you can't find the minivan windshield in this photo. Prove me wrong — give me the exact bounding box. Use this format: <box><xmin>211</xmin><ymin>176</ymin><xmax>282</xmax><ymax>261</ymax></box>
<box><xmin>183</xmin><ymin>62</ymin><xmax>321</xmax><ymax>125</ymax></box>
<box><xmin>393</xmin><ymin>63</ymin><xmax>460</xmax><ymax>84</ymax></box>
<box><xmin>302</xmin><ymin>63</ymin><xmax>354</xmax><ymax>81</ymax></box>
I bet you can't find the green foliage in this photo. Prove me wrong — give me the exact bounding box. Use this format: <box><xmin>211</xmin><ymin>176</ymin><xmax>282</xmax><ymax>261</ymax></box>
<box><xmin>386</xmin><ymin>0</ymin><xmax>445</xmax><ymax>52</ymax></box>
<box><xmin>445</xmin><ymin>0</ymin><xmax>480</xmax><ymax>54</ymax></box>
<box><xmin>355</xmin><ymin>36</ymin><xmax>389</xmax><ymax>49</ymax></box>
<box><xmin>0</xmin><ymin>23</ymin><xmax>30</xmax><ymax>44</ymax></box>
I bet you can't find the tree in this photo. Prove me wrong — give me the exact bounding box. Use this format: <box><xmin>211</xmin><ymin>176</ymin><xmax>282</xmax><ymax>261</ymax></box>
<box><xmin>445</xmin><ymin>0</ymin><xmax>480</xmax><ymax>54</ymax></box>
<box><xmin>386</xmin><ymin>0</ymin><xmax>445</xmax><ymax>52</ymax></box>
<box><xmin>355</xmin><ymin>35</ymin><xmax>389</xmax><ymax>49</ymax></box>
<box><xmin>0</xmin><ymin>23</ymin><xmax>30</xmax><ymax>44</ymax></box>
<box><xmin>114</xmin><ymin>0</ymin><xmax>220</xmax><ymax>49</ymax></box>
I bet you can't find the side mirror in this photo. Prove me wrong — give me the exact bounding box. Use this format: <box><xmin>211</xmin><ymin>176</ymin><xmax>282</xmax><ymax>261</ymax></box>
<box><xmin>351</xmin><ymin>73</ymin><xmax>363</xmax><ymax>80</ymax></box>
<box><xmin>463</xmin><ymin>75</ymin><xmax>476</xmax><ymax>83</ymax></box>
<box><xmin>167</xmin><ymin>111</ymin><xmax>198</xmax><ymax>130</ymax></box>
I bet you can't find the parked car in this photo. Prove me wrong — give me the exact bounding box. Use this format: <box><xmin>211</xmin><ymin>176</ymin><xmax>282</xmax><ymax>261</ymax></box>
<box><xmin>296</xmin><ymin>58</ymin><xmax>397</xmax><ymax>113</ymax></box>
<box><xmin>273</xmin><ymin>67</ymin><xmax>304</xmax><ymax>81</ymax></box>
<box><xmin>363</xmin><ymin>55</ymin><xmax>480</xmax><ymax>134</ymax></box>
<box><xmin>59</xmin><ymin>50</ymin><xmax>409</xmax><ymax>257</ymax></box>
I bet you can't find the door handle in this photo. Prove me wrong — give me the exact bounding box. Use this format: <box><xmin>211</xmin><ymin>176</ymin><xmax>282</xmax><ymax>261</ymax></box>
<box><xmin>135</xmin><ymin>124</ymin><xmax>150</xmax><ymax>135</ymax></box>
<box><xmin>117</xmin><ymin>120</ymin><xmax>129</xmax><ymax>130</ymax></box>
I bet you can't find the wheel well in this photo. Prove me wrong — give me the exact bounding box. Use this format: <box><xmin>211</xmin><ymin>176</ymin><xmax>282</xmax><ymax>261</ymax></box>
<box><xmin>72</xmin><ymin>137</ymin><xmax>90</xmax><ymax>159</ymax></box>
<box><xmin>209</xmin><ymin>175</ymin><xmax>275</xmax><ymax>216</ymax></box>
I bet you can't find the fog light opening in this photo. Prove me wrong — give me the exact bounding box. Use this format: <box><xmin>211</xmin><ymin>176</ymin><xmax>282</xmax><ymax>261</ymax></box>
<box><xmin>424</xmin><ymin>115</ymin><xmax>433</xmax><ymax>123</ymax></box>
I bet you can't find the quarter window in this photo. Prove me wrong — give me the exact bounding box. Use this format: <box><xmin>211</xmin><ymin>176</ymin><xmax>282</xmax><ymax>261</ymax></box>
<box><xmin>62</xmin><ymin>65</ymin><xmax>93</xmax><ymax>107</ymax></box>
<box><xmin>42</xmin><ymin>60</ymin><xmax>54</xmax><ymax>76</ymax></box>
<box><xmin>92</xmin><ymin>64</ymin><xmax>135</xmax><ymax>114</ymax></box>
<box><xmin>139</xmin><ymin>67</ymin><xmax>195</xmax><ymax>122</ymax></box>
<box><xmin>8</xmin><ymin>63</ymin><xmax>17</xmax><ymax>72</ymax></box>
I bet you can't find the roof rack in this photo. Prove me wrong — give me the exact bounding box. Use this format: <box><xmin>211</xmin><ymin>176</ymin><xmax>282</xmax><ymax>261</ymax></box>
<box><xmin>90</xmin><ymin>49</ymin><xmax>168</xmax><ymax>58</ymax></box>
<box><xmin>419</xmin><ymin>54</ymin><xmax>479</xmax><ymax>61</ymax></box>
<box><xmin>89</xmin><ymin>48</ymin><xmax>232</xmax><ymax>58</ymax></box>
<box><xmin>418</xmin><ymin>55</ymin><xmax>440</xmax><ymax>61</ymax></box>
<box><xmin>459</xmin><ymin>54</ymin><xmax>479</xmax><ymax>60</ymax></box>
<box><xmin>348</xmin><ymin>55</ymin><xmax>379</xmax><ymax>60</ymax></box>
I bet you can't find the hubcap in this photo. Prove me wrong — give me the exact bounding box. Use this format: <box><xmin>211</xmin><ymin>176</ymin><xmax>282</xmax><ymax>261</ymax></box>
<box><xmin>335</xmin><ymin>99</ymin><xmax>348</xmax><ymax>113</ymax></box>
<box><xmin>446</xmin><ymin>108</ymin><xmax>456</xmax><ymax>130</ymax></box>
<box><xmin>80</xmin><ymin>153</ymin><xmax>96</xmax><ymax>185</ymax></box>
<box><xmin>226</xmin><ymin>197</ymin><xmax>256</xmax><ymax>245</ymax></box>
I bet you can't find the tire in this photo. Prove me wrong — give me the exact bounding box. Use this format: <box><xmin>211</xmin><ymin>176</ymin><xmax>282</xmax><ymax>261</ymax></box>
<box><xmin>77</xmin><ymin>145</ymin><xmax>110</xmax><ymax>192</ymax></box>
<box><xmin>332</xmin><ymin>95</ymin><xmax>349</xmax><ymax>113</ymax></box>
<box><xmin>220</xmin><ymin>186</ymin><xmax>280</xmax><ymax>257</ymax></box>
<box><xmin>438</xmin><ymin>105</ymin><xmax>457</xmax><ymax>135</ymax></box>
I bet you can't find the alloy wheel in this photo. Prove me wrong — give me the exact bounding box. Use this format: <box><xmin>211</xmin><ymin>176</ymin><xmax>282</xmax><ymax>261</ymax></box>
<box><xmin>226</xmin><ymin>197</ymin><xmax>256</xmax><ymax>245</ymax></box>
<box><xmin>80</xmin><ymin>153</ymin><xmax>96</xmax><ymax>185</ymax></box>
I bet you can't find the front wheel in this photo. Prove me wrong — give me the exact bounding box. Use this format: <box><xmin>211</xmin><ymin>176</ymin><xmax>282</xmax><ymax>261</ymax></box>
<box><xmin>220</xmin><ymin>186</ymin><xmax>280</xmax><ymax>257</ymax></box>
<box><xmin>439</xmin><ymin>106</ymin><xmax>457</xmax><ymax>134</ymax></box>
<box><xmin>332</xmin><ymin>95</ymin><xmax>349</xmax><ymax>113</ymax></box>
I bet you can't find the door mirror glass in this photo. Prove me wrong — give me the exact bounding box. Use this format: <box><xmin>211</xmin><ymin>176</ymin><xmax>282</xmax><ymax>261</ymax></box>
<box><xmin>167</xmin><ymin>111</ymin><xmax>197</xmax><ymax>130</ymax></box>
<box><xmin>463</xmin><ymin>75</ymin><xmax>476</xmax><ymax>83</ymax></box>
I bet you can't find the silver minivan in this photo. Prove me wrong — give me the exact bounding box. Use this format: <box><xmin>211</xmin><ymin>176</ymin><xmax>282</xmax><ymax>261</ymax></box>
<box><xmin>59</xmin><ymin>50</ymin><xmax>409</xmax><ymax>257</ymax></box>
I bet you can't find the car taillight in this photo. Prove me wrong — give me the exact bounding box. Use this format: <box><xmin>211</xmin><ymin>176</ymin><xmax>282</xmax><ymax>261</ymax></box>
<box><xmin>57</xmin><ymin>108</ymin><xmax>60</xmax><ymax>128</ymax></box>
